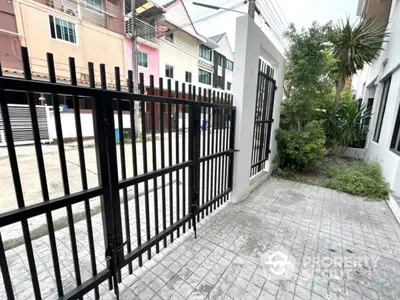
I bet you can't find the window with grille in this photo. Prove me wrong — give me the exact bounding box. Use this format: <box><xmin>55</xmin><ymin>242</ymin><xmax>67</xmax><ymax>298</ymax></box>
<box><xmin>165</xmin><ymin>64</ymin><xmax>174</xmax><ymax>78</ymax></box>
<box><xmin>199</xmin><ymin>44</ymin><xmax>212</xmax><ymax>61</ymax></box>
<box><xmin>137</xmin><ymin>51</ymin><xmax>148</xmax><ymax>68</ymax></box>
<box><xmin>373</xmin><ymin>76</ymin><xmax>391</xmax><ymax>143</ymax></box>
<box><xmin>198</xmin><ymin>69</ymin><xmax>211</xmax><ymax>85</ymax></box>
<box><xmin>49</xmin><ymin>16</ymin><xmax>77</xmax><ymax>44</ymax></box>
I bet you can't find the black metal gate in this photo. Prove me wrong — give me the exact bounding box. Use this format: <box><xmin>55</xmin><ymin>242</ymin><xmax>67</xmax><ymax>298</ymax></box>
<box><xmin>0</xmin><ymin>47</ymin><xmax>236</xmax><ymax>300</ymax></box>
<box><xmin>250</xmin><ymin>59</ymin><xmax>276</xmax><ymax>177</ymax></box>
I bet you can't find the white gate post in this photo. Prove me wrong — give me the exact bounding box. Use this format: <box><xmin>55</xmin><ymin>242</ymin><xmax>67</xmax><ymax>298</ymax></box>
<box><xmin>231</xmin><ymin>15</ymin><xmax>285</xmax><ymax>203</ymax></box>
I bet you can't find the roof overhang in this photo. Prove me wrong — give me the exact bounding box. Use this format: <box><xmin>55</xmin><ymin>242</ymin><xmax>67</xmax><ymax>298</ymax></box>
<box><xmin>125</xmin><ymin>0</ymin><xmax>166</xmax><ymax>18</ymax></box>
<box><xmin>159</xmin><ymin>15</ymin><xmax>206</xmax><ymax>43</ymax></box>
<box><xmin>200</xmin><ymin>36</ymin><xmax>219</xmax><ymax>49</ymax></box>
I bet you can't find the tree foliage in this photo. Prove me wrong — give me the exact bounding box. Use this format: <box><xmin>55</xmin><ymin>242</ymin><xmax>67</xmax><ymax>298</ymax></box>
<box><xmin>282</xmin><ymin>23</ymin><xmax>336</xmax><ymax>131</ymax></box>
<box><xmin>329</xmin><ymin>17</ymin><xmax>388</xmax><ymax>102</ymax></box>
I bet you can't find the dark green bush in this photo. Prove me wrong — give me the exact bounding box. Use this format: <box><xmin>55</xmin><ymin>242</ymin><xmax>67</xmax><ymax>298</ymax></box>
<box><xmin>276</xmin><ymin>121</ymin><xmax>326</xmax><ymax>170</ymax></box>
<box><xmin>324</xmin><ymin>98</ymin><xmax>372</xmax><ymax>149</ymax></box>
<box><xmin>326</xmin><ymin>162</ymin><xmax>389</xmax><ymax>199</ymax></box>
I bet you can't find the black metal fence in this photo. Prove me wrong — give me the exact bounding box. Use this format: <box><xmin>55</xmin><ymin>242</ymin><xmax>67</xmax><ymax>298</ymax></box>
<box><xmin>250</xmin><ymin>59</ymin><xmax>276</xmax><ymax>177</ymax></box>
<box><xmin>0</xmin><ymin>47</ymin><xmax>236</xmax><ymax>300</ymax></box>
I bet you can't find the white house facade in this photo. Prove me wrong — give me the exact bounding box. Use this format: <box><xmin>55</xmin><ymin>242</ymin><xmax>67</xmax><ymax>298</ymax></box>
<box><xmin>352</xmin><ymin>0</ymin><xmax>400</xmax><ymax>207</ymax></box>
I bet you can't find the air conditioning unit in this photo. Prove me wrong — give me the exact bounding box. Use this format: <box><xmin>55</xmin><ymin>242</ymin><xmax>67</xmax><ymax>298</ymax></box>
<box><xmin>66</xmin><ymin>9</ymin><xmax>76</xmax><ymax>17</ymax></box>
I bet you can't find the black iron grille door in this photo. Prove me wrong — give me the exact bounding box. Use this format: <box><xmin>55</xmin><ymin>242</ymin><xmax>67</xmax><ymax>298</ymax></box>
<box><xmin>0</xmin><ymin>47</ymin><xmax>236</xmax><ymax>300</ymax></box>
<box><xmin>250</xmin><ymin>59</ymin><xmax>276</xmax><ymax>177</ymax></box>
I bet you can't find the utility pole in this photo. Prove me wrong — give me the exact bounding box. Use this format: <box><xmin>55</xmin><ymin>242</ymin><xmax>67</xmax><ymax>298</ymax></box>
<box><xmin>248</xmin><ymin>0</ymin><xmax>256</xmax><ymax>19</ymax></box>
<box><xmin>131</xmin><ymin>0</ymin><xmax>138</xmax><ymax>93</ymax></box>
<box><xmin>130</xmin><ymin>0</ymin><xmax>141</xmax><ymax>135</ymax></box>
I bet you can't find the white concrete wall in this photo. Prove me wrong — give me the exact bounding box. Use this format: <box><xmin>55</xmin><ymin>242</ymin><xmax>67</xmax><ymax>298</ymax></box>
<box><xmin>159</xmin><ymin>30</ymin><xmax>200</xmax><ymax>87</ymax></box>
<box><xmin>48</xmin><ymin>109</ymin><xmax>132</xmax><ymax>140</ymax></box>
<box><xmin>352</xmin><ymin>0</ymin><xmax>400</xmax><ymax>196</ymax></box>
<box><xmin>231</xmin><ymin>15</ymin><xmax>285</xmax><ymax>203</ymax></box>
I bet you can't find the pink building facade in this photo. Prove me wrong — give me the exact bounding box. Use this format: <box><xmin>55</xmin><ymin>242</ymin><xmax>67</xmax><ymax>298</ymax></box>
<box><xmin>125</xmin><ymin>38</ymin><xmax>159</xmax><ymax>87</ymax></box>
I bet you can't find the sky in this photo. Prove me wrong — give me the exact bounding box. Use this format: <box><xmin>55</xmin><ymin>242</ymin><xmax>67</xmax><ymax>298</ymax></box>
<box><xmin>152</xmin><ymin>0</ymin><xmax>359</xmax><ymax>50</ymax></box>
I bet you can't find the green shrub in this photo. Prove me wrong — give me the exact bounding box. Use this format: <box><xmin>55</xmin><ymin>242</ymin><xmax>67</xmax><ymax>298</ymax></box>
<box><xmin>325</xmin><ymin>162</ymin><xmax>389</xmax><ymax>199</ymax></box>
<box><xmin>324</xmin><ymin>99</ymin><xmax>372</xmax><ymax>149</ymax></box>
<box><xmin>276</xmin><ymin>120</ymin><xmax>326</xmax><ymax>170</ymax></box>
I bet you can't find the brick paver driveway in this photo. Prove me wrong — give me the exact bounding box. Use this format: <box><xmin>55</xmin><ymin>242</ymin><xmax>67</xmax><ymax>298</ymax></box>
<box><xmin>110</xmin><ymin>178</ymin><xmax>400</xmax><ymax>300</ymax></box>
<box><xmin>3</xmin><ymin>178</ymin><xmax>400</xmax><ymax>299</ymax></box>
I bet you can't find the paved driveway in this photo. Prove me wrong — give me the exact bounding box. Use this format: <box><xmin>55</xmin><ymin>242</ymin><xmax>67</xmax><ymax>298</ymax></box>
<box><xmin>2</xmin><ymin>178</ymin><xmax>400</xmax><ymax>299</ymax></box>
<box><xmin>111</xmin><ymin>178</ymin><xmax>400</xmax><ymax>300</ymax></box>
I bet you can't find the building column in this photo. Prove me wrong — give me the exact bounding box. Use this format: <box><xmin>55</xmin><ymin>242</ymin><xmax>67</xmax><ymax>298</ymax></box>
<box><xmin>231</xmin><ymin>15</ymin><xmax>285</xmax><ymax>203</ymax></box>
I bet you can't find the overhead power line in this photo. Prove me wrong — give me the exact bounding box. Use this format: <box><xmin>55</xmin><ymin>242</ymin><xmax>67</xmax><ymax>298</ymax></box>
<box><xmin>137</xmin><ymin>1</ymin><xmax>244</xmax><ymax>40</ymax></box>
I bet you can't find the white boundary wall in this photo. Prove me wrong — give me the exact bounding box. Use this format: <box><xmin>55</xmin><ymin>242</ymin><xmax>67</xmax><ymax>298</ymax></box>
<box><xmin>48</xmin><ymin>109</ymin><xmax>132</xmax><ymax>140</ymax></box>
<box><xmin>231</xmin><ymin>15</ymin><xmax>285</xmax><ymax>203</ymax></box>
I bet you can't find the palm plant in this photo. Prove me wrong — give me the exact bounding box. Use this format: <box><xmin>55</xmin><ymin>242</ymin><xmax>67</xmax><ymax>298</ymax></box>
<box><xmin>325</xmin><ymin>100</ymin><xmax>372</xmax><ymax>149</ymax></box>
<box><xmin>330</xmin><ymin>17</ymin><xmax>388</xmax><ymax>103</ymax></box>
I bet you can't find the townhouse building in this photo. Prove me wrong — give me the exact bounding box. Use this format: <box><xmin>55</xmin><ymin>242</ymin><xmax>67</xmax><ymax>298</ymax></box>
<box><xmin>124</xmin><ymin>0</ymin><xmax>234</xmax><ymax>94</ymax></box>
<box><xmin>1</xmin><ymin>0</ymin><xmax>128</xmax><ymax>85</ymax></box>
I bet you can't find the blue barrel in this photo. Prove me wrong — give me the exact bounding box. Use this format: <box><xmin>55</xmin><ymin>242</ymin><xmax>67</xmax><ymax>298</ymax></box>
<box><xmin>115</xmin><ymin>129</ymin><xmax>120</xmax><ymax>143</ymax></box>
<box><xmin>202</xmin><ymin>120</ymin><xmax>209</xmax><ymax>130</ymax></box>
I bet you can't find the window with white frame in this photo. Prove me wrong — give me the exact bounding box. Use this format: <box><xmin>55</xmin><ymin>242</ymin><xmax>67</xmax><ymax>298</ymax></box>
<box><xmin>373</xmin><ymin>76</ymin><xmax>391</xmax><ymax>143</ymax></box>
<box><xmin>86</xmin><ymin>0</ymin><xmax>102</xmax><ymax>12</ymax></box>
<box><xmin>137</xmin><ymin>51</ymin><xmax>148</xmax><ymax>68</ymax></box>
<box><xmin>391</xmin><ymin>104</ymin><xmax>400</xmax><ymax>155</ymax></box>
<box><xmin>49</xmin><ymin>16</ymin><xmax>77</xmax><ymax>44</ymax></box>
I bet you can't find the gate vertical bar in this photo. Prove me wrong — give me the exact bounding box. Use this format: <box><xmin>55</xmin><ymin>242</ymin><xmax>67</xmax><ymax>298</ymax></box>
<box><xmin>127</xmin><ymin>70</ymin><xmax>143</xmax><ymax>267</ymax></box>
<box><xmin>99</xmin><ymin>64</ymin><xmax>123</xmax><ymax>293</ymax></box>
<box><xmin>189</xmin><ymin>103</ymin><xmax>201</xmax><ymax>237</ymax></box>
<box><xmin>139</xmin><ymin>73</ymin><xmax>152</xmax><ymax>260</ymax></box>
<box><xmin>149</xmin><ymin>75</ymin><xmax>160</xmax><ymax>253</ymax></box>
<box><xmin>264</xmin><ymin>81</ymin><xmax>276</xmax><ymax>161</ymax></box>
<box><xmin>175</xmin><ymin>81</ymin><xmax>180</xmax><ymax>237</ymax></box>
<box><xmin>115</xmin><ymin>66</ymin><xmax>133</xmax><ymax>275</ymax></box>
<box><xmin>167</xmin><ymin>79</ymin><xmax>174</xmax><ymax>240</ymax></box>
<box><xmin>159</xmin><ymin>78</ymin><xmax>167</xmax><ymax>247</ymax></box>
<box><xmin>228</xmin><ymin>109</ymin><xmax>236</xmax><ymax>189</ymax></box>
<box><xmin>181</xmin><ymin>83</ymin><xmax>187</xmax><ymax>233</ymax></box>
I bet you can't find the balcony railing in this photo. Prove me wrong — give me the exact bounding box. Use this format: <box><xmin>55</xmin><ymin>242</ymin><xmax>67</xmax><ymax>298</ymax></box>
<box><xmin>46</xmin><ymin>0</ymin><xmax>107</xmax><ymax>28</ymax></box>
<box><xmin>125</xmin><ymin>17</ymin><xmax>157</xmax><ymax>44</ymax></box>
